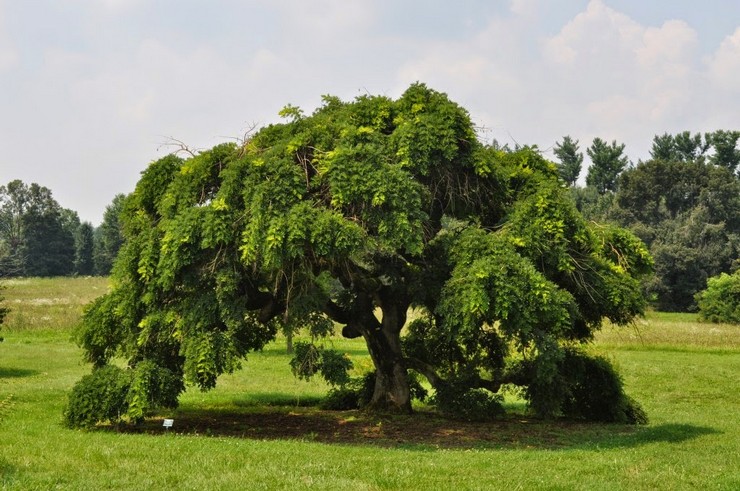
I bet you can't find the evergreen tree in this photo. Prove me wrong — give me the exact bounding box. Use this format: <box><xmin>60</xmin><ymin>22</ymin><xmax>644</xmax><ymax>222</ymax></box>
<box><xmin>553</xmin><ymin>136</ymin><xmax>583</xmax><ymax>186</ymax></box>
<box><xmin>586</xmin><ymin>138</ymin><xmax>629</xmax><ymax>194</ymax></box>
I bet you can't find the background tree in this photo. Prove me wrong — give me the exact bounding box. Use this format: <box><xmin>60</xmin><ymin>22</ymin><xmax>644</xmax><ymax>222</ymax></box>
<box><xmin>0</xmin><ymin>180</ymin><xmax>75</xmax><ymax>277</ymax></box>
<box><xmin>93</xmin><ymin>194</ymin><xmax>126</xmax><ymax>276</ymax></box>
<box><xmin>650</xmin><ymin>131</ymin><xmax>711</xmax><ymax>163</ymax></box>
<box><xmin>74</xmin><ymin>222</ymin><xmax>95</xmax><ymax>276</ymax></box>
<box><xmin>69</xmin><ymin>85</ymin><xmax>651</xmax><ymax>427</ymax></box>
<box><xmin>553</xmin><ymin>136</ymin><xmax>583</xmax><ymax>186</ymax></box>
<box><xmin>597</xmin><ymin>156</ymin><xmax>740</xmax><ymax>311</ymax></box>
<box><xmin>0</xmin><ymin>180</ymin><xmax>28</xmax><ymax>276</ymax></box>
<box><xmin>708</xmin><ymin>130</ymin><xmax>740</xmax><ymax>174</ymax></box>
<box><xmin>585</xmin><ymin>138</ymin><xmax>629</xmax><ymax>194</ymax></box>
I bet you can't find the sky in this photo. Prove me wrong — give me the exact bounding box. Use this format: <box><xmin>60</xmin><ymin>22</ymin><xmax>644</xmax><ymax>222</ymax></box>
<box><xmin>1</xmin><ymin>0</ymin><xmax>738</xmax><ymax>225</ymax></box>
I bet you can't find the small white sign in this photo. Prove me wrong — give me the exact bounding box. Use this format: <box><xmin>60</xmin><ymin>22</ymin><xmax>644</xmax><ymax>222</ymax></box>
<box><xmin>163</xmin><ymin>418</ymin><xmax>174</xmax><ymax>429</ymax></box>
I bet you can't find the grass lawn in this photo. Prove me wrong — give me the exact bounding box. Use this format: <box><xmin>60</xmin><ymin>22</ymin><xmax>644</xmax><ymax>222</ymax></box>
<box><xmin>1</xmin><ymin>277</ymin><xmax>738</xmax><ymax>490</ymax></box>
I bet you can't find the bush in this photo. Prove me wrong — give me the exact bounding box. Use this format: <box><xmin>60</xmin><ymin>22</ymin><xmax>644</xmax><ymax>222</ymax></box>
<box><xmin>63</xmin><ymin>362</ymin><xmax>182</xmax><ymax>428</ymax></box>
<box><xmin>63</xmin><ymin>365</ymin><xmax>131</xmax><ymax>428</ymax></box>
<box><xmin>523</xmin><ymin>349</ymin><xmax>647</xmax><ymax>424</ymax></box>
<box><xmin>696</xmin><ymin>271</ymin><xmax>740</xmax><ymax>324</ymax></box>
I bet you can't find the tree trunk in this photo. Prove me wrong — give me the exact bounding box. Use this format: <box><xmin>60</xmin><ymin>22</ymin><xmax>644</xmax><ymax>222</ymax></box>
<box><xmin>363</xmin><ymin>327</ymin><xmax>411</xmax><ymax>413</ymax></box>
<box><xmin>285</xmin><ymin>330</ymin><xmax>293</xmax><ymax>354</ymax></box>
<box><xmin>362</xmin><ymin>291</ymin><xmax>411</xmax><ymax>414</ymax></box>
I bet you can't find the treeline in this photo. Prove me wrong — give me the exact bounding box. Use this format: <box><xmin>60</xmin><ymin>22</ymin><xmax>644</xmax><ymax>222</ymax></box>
<box><xmin>0</xmin><ymin>180</ymin><xmax>124</xmax><ymax>278</ymax></box>
<box><xmin>555</xmin><ymin>130</ymin><xmax>740</xmax><ymax>312</ymax></box>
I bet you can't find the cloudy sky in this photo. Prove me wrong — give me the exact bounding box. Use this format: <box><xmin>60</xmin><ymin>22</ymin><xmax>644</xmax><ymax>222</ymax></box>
<box><xmin>1</xmin><ymin>0</ymin><xmax>738</xmax><ymax>224</ymax></box>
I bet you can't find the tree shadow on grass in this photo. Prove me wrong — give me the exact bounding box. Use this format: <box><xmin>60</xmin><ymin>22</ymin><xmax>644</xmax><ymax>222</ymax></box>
<box><xmin>99</xmin><ymin>401</ymin><xmax>720</xmax><ymax>451</ymax></box>
<box><xmin>0</xmin><ymin>367</ymin><xmax>39</xmax><ymax>378</ymax></box>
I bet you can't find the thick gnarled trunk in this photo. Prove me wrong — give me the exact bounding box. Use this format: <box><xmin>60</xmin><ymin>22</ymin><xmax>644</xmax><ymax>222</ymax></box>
<box><xmin>363</xmin><ymin>290</ymin><xmax>412</xmax><ymax>413</ymax></box>
<box><xmin>363</xmin><ymin>325</ymin><xmax>411</xmax><ymax>413</ymax></box>
<box><xmin>332</xmin><ymin>287</ymin><xmax>412</xmax><ymax>413</ymax></box>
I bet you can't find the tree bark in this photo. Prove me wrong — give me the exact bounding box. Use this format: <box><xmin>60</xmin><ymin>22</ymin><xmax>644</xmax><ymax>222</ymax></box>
<box><xmin>362</xmin><ymin>289</ymin><xmax>412</xmax><ymax>413</ymax></box>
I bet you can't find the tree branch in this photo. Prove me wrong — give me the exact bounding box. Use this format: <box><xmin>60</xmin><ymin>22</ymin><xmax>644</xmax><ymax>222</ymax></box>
<box><xmin>404</xmin><ymin>357</ymin><xmax>443</xmax><ymax>389</ymax></box>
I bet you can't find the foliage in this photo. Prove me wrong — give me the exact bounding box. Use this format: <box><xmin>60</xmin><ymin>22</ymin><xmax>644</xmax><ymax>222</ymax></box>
<box><xmin>0</xmin><ymin>180</ymin><xmax>77</xmax><ymax>277</ymax></box>
<box><xmin>63</xmin><ymin>362</ymin><xmax>182</xmax><ymax>428</ymax></box>
<box><xmin>514</xmin><ymin>348</ymin><xmax>647</xmax><ymax>423</ymax></box>
<box><xmin>553</xmin><ymin>135</ymin><xmax>583</xmax><ymax>186</ymax></box>
<box><xmin>431</xmin><ymin>371</ymin><xmax>504</xmax><ymax>422</ymax></box>
<box><xmin>585</xmin><ymin>137</ymin><xmax>629</xmax><ymax>194</ymax></box>
<box><xmin>650</xmin><ymin>131</ymin><xmax>710</xmax><ymax>163</ymax></box>
<box><xmin>93</xmin><ymin>193</ymin><xmax>127</xmax><ymax>276</ymax></box>
<box><xmin>289</xmin><ymin>341</ymin><xmax>353</xmax><ymax>387</ymax></box>
<box><xmin>71</xmin><ymin>84</ymin><xmax>651</xmax><ymax>424</ymax></box>
<box><xmin>63</xmin><ymin>365</ymin><xmax>131</xmax><ymax>428</ymax></box>
<box><xmin>708</xmin><ymin>130</ymin><xmax>740</xmax><ymax>174</ymax></box>
<box><xmin>696</xmin><ymin>271</ymin><xmax>740</xmax><ymax>324</ymax></box>
<box><xmin>610</xmin><ymin>157</ymin><xmax>740</xmax><ymax>311</ymax></box>
<box><xmin>74</xmin><ymin>222</ymin><xmax>95</xmax><ymax>276</ymax></box>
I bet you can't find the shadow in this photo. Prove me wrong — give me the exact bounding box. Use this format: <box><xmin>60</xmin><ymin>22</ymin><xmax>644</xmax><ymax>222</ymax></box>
<box><xmin>0</xmin><ymin>459</ymin><xmax>18</xmax><ymax>487</ymax></box>
<box><xmin>232</xmin><ymin>393</ymin><xmax>323</xmax><ymax>408</ymax></box>
<box><xmin>0</xmin><ymin>367</ymin><xmax>39</xmax><ymax>379</ymax></box>
<box><xmin>93</xmin><ymin>406</ymin><xmax>720</xmax><ymax>451</ymax></box>
<box><xmin>587</xmin><ymin>423</ymin><xmax>719</xmax><ymax>449</ymax></box>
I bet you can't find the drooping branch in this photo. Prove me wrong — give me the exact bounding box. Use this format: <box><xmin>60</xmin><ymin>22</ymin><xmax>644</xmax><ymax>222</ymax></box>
<box><xmin>404</xmin><ymin>357</ymin><xmax>443</xmax><ymax>389</ymax></box>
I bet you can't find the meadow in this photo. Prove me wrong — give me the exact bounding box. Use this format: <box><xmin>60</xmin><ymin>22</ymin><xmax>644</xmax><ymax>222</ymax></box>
<box><xmin>0</xmin><ymin>277</ymin><xmax>738</xmax><ymax>490</ymax></box>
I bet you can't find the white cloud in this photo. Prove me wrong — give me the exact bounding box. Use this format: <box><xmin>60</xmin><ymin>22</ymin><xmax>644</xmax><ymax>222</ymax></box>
<box><xmin>1</xmin><ymin>1</ymin><xmax>738</xmax><ymax>223</ymax></box>
<box><xmin>707</xmin><ymin>27</ymin><xmax>740</xmax><ymax>92</ymax></box>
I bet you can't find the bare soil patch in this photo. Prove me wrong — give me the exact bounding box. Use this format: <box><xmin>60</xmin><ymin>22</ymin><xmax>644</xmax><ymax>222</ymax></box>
<box><xmin>107</xmin><ymin>408</ymin><xmax>639</xmax><ymax>449</ymax></box>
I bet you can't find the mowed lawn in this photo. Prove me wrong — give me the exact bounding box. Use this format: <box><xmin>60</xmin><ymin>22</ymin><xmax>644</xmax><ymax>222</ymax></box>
<box><xmin>1</xmin><ymin>277</ymin><xmax>738</xmax><ymax>490</ymax></box>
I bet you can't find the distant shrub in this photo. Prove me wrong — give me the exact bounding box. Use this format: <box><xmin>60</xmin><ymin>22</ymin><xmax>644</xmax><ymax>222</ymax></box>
<box><xmin>696</xmin><ymin>271</ymin><xmax>740</xmax><ymax>324</ymax></box>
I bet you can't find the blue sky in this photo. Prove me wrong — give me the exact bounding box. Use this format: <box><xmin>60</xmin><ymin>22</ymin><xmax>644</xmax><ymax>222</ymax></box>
<box><xmin>1</xmin><ymin>0</ymin><xmax>738</xmax><ymax>224</ymax></box>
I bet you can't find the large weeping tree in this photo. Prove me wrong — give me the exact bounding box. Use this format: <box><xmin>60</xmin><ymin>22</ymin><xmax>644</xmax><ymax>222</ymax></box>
<box><xmin>67</xmin><ymin>84</ymin><xmax>651</xmax><ymax>426</ymax></box>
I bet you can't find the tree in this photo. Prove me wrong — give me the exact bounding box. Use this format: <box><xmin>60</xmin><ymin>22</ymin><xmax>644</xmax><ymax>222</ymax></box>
<box><xmin>673</xmin><ymin>131</ymin><xmax>710</xmax><ymax>163</ymax></box>
<box><xmin>0</xmin><ymin>180</ymin><xmax>75</xmax><ymax>277</ymax></box>
<box><xmin>69</xmin><ymin>84</ymin><xmax>651</xmax><ymax>426</ymax></box>
<box><xmin>613</xmin><ymin>159</ymin><xmax>740</xmax><ymax>311</ymax></box>
<box><xmin>708</xmin><ymin>130</ymin><xmax>740</xmax><ymax>175</ymax></box>
<box><xmin>553</xmin><ymin>136</ymin><xmax>583</xmax><ymax>186</ymax></box>
<box><xmin>585</xmin><ymin>138</ymin><xmax>629</xmax><ymax>194</ymax></box>
<box><xmin>75</xmin><ymin>222</ymin><xmax>95</xmax><ymax>276</ymax></box>
<box><xmin>93</xmin><ymin>194</ymin><xmax>126</xmax><ymax>276</ymax></box>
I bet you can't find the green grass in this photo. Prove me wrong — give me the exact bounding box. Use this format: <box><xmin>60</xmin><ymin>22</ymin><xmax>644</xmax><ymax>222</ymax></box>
<box><xmin>1</xmin><ymin>278</ymin><xmax>739</xmax><ymax>490</ymax></box>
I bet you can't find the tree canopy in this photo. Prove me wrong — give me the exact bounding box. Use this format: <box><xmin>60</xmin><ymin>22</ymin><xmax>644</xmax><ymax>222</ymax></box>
<box><xmin>0</xmin><ymin>180</ymin><xmax>76</xmax><ymax>277</ymax></box>
<box><xmin>68</xmin><ymin>84</ymin><xmax>652</xmax><ymax>426</ymax></box>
